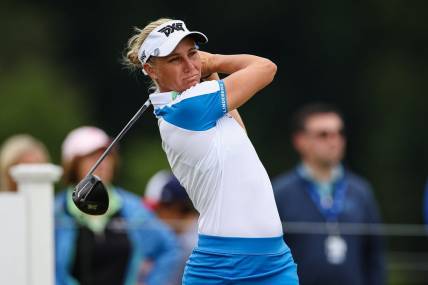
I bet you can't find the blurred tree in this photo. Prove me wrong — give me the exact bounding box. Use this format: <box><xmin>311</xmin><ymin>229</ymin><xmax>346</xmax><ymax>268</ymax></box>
<box><xmin>0</xmin><ymin>61</ymin><xmax>89</xmax><ymax>164</ymax></box>
<box><xmin>0</xmin><ymin>0</ymin><xmax>90</xmax><ymax>165</ymax></box>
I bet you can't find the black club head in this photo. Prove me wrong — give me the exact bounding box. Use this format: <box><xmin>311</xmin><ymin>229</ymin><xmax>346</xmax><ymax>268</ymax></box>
<box><xmin>72</xmin><ymin>175</ymin><xmax>109</xmax><ymax>215</ymax></box>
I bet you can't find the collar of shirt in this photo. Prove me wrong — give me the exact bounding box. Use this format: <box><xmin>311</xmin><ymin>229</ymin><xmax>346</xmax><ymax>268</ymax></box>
<box><xmin>149</xmin><ymin>91</ymin><xmax>179</xmax><ymax>108</ymax></box>
<box><xmin>298</xmin><ymin>163</ymin><xmax>344</xmax><ymax>208</ymax></box>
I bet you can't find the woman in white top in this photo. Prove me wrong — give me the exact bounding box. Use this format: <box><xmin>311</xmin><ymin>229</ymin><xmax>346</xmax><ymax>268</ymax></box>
<box><xmin>124</xmin><ymin>18</ymin><xmax>298</xmax><ymax>285</ymax></box>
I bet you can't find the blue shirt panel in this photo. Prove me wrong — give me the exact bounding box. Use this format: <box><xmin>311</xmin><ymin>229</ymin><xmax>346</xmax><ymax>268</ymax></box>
<box><xmin>154</xmin><ymin>80</ymin><xmax>228</xmax><ymax>131</ymax></box>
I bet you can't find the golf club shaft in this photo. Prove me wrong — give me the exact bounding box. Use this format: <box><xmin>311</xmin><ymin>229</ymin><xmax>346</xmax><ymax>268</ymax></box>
<box><xmin>87</xmin><ymin>99</ymin><xmax>151</xmax><ymax>177</ymax></box>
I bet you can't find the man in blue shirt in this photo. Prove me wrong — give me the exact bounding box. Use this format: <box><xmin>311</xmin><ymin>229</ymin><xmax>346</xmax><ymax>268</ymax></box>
<box><xmin>273</xmin><ymin>103</ymin><xmax>386</xmax><ymax>285</ymax></box>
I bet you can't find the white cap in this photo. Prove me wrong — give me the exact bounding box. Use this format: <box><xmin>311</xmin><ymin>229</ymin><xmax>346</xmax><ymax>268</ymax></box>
<box><xmin>143</xmin><ymin>169</ymin><xmax>173</xmax><ymax>209</ymax></box>
<box><xmin>62</xmin><ymin>126</ymin><xmax>111</xmax><ymax>163</ymax></box>
<box><xmin>138</xmin><ymin>20</ymin><xmax>208</xmax><ymax>72</ymax></box>
<box><xmin>144</xmin><ymin>170</ymin><xmax>171</xmax><ymax>201</ymax></box>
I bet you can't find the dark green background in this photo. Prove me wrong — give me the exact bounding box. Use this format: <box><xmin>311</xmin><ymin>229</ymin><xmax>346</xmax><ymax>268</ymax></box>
<box><xmin>1</xmin><ymin>1</ymin><xmax>428</xmax><ymax>282</ymax></box>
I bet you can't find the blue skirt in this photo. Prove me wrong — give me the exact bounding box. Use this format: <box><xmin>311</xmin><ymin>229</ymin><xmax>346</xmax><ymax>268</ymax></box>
<box><xmin>182</xmin><ymin>234</ymin><xmax>299</xmax><ymax>285</ymax></box>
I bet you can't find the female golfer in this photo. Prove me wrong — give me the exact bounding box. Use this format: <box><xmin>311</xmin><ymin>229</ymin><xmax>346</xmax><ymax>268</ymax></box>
<box><xmin>124</xmin><ymin>18</ymin><xmax>298</xmax><ymax>284</ymax></box>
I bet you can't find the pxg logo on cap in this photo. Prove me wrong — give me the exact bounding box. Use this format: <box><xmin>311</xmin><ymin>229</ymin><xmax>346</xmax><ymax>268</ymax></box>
<box><xmin>158</xmin><ymin>22</ymin><xmax>185</xmax><ymax>37</ymax></box>
<box><xmin>137</xmin><ymin>19</ymin><xmax>208</xmax><ymax>74</ymax></box>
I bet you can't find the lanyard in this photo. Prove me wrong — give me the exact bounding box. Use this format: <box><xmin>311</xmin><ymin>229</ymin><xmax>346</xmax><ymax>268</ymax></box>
<box><xmin>303</xmin><ymin>177</ymin><xmax>348</xmax><ymax>223</ymax></box>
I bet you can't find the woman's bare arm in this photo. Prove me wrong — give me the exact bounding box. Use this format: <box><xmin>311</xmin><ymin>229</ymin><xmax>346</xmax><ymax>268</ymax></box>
<box><xmin>202</xmin><ymin>72</ymin><xmax>246</xmax><ymax>131</ymax></box>
<box><xmin>199</xmin><ymin>51</ymin><xmax>277</xmax><ymax>111</ymax></box>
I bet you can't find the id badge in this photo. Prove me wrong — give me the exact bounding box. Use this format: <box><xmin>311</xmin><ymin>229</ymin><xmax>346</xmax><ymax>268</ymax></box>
<box><xmin>324</xmin><ymin>235</ymin><xmax>347</xmax><ymax>264</ymax></box>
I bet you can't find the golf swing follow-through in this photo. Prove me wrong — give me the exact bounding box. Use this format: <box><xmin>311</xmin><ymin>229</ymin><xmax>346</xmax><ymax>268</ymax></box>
<box><xmin>74</xmin><ymin>17</ymin><xmax>299</xmax><ymax>284</ymax></box>
<box><xmin>72</xmin><ymin>99</ymin><xmax>151</xmax><ymax>215</ymax></box>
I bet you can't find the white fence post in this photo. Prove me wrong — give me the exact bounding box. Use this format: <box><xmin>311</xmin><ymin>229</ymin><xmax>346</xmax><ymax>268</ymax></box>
<box><xmin>0</xmin><ymin>192</ymin><xmax>27</xmax><ymax>285</ymax></box>
<box><xmin>10</xmin><ymin>164</ymin><xmax>62</xmax><ymax>285</ymax></box>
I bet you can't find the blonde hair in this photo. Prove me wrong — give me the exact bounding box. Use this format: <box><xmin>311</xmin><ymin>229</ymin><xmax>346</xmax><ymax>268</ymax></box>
<box><xmin>123</xmin><ymin>18</ymin><xmax>174</xmax><ymax>71</ymax></box>
<box><xmin>0</xmin><ymin>134</ymin><xmax>50</xmax><ymax>191</ymax></box>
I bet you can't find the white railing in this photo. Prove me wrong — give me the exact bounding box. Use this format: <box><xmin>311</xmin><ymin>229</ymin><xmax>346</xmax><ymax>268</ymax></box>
<box><xmin>0</xmin><ymin>164</ymin><xmax>62</xmax><ymax>285</ymax></box>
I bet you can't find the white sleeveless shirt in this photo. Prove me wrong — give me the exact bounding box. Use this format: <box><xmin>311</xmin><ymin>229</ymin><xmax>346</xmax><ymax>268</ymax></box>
<box><xmin>149</xmin><ymin>80</ymin><xmax>282</xmax><ymax>237</ymax></box>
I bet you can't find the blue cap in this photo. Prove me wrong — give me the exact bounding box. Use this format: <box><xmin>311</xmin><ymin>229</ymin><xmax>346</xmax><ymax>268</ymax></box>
<box><xmin>159</xmin><ymin>175</ymin><xmax>191</xmax><ymax>204</ymax></box>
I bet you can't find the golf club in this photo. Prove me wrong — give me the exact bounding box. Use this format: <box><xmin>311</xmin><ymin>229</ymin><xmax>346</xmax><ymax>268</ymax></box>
<box><xmin>73</xmin><ymin>99</ymin><xmax>152</xmax><ymax>215</ymax></box>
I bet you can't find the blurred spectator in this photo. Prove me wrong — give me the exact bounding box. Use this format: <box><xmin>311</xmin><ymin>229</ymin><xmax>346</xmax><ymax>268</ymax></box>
<box><xmin>54</xmin><ymin>126</ymin><xmax>180</xmax><ymax>285</ymax></box>
<box><xmin>0</xmin><ymin>134</ymin><xmax>50</xmax><ymax>191</ymax></box>
<box><xmin>273</xmin><ymin>103</ymin><xmax>385</xmax><ymax>285</ymax></box>
<box><xmin>144</xmin><ymin>170</ymin><xmax>198</xmax><ymax>285</ymax></box>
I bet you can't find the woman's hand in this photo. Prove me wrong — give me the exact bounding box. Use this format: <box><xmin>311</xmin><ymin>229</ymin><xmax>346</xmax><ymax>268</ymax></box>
<box><xmin>198</xmin><ymin>51</ymin><xmax>216</xmax><ymax>78</ymax></box>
